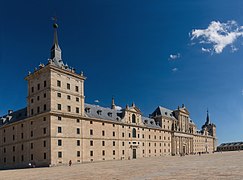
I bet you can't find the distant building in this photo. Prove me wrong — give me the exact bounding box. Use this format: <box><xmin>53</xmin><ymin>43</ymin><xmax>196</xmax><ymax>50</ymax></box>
<box><xmin>217</xmin><ymin>142</ymin><xmax>243</xmax><ymax>152</ymax></box>
<box><xmin>0</xmin><ymin>22</ymin><xmax>217</xmax><ymax>169</ymax></box>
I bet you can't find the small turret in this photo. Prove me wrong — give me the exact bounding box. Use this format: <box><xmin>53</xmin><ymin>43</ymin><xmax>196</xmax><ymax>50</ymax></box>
<box><xmin>111</xmin><ymin>97</ymin><xmax>116</xmax><ymax>110</ymax></box>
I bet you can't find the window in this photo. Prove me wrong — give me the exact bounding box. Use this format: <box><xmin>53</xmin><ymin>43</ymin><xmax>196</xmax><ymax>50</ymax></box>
<box><xmin>37</xmin><ymin>106</ymin><xmax>40</xmax><ymax>113</ymax></box>
<box><xmin>113</xmin><ymin>124</ymin><xmax>115</xmax><ymax>127</ymax></box>
<box><xmin>44</xmin><ymin>104</ymin><xmax>47</xmax><ymax>111</ymax></box>
<box><xmin>90</xmin><ymin>151</ymin><xmax>93</xmax><ymax>157</ymax></box>
<box><xmin>58</xmin><ymin>152</ymin><xmax>62</xmax><ymax>158</ymax></box>
<box><xmin>21</xmin><ymin>133</ymin><xmax>23</xmax><ymax>139</ymax></box>
<box><xmin>132</xmin><ymin>128</ymin><xmax>136</xmax><ymax>138</ymax></box>
<box><xmin>31</xmin><ymin>109</ymin><xmax>33</xmax><ymax>115</ymax></box>
<box><xmin>102</xmin><ymin>131</ymin><xmax>105</xmax><ymax>136</ymax></box>
<box><xmin>43</xmin><ymin>128</ymin><xmax>47</xmax><ymax>134</ymax></box>
<box><xmin>58</xmin><ymin>116</ymin><xmax>62</xmax><ymax>121</ymax></box>
<box><xmin>58</xmin><ymin>140</ymin><xmax>62</xmax><ymax>146</ymax></box>
<box><xmin>77</xmin><ymin>119</ymin><xmax>80</xmax><ymax>123</ymax></box>
<box><xmin>77</xmin><ymin>151</ymin><xmax>80</xmax><ymax>157</ymax></box>
<box><xmin>113</xmin><ymin>150</ymin><xmax>115</xmax><ymax>155</ymax></box>
<box><xmin>102</xmin><ymin>123</ymin><xmax>105</xmax><ymax>126</ymax></box>
<box><xmin>122</xmin><ymin>132</ymin><xmax>125</xmax><ymax>137</ymax></box>
<box><xmin>67</xmin><ymin>95</ymin><xmax>71</xmax><ymax>100</ymax></box>
<box><xmin>132</xmin><ymin>114</ymin><xmax>136</xmax><ymax>123</ymax></box>
<box><xmin>76</xmin><ymin>107</ymin><xmax>79</xmax><ymax>113</ymax></box>
<box><xmin>90</xmin><ymin>140</ymin><xmax>93</xmax><ymax>146</ymax></box>
<box><xmin>57</xmin><ymin>80</ymin><xmax>61</xmax><ymax>87</ymax></box>
<box><xmin>13</xmin><ymin>146</ymin><xmax>15</xmax><ymax>152</ymax></box>
<box><xmin>21</xmin><ymin>144</ymin><xmax>24</xmax><ymax>151</ymax></box>
<box><xmin>43</xmin><ymin>141</ymin><xmax>46</xmax><ymax>147</ymax></box>
<box><xmin>90</xmin><ymin>121</ymin><xmax>93</xmax><ymax>124</ymax></box>
<box><xmin>76</xmin><ymin>97</ymin><xmax>79</xmax><ymax>102</ymax></box>
<box><xmin>37</xmin><ymin>96</ymin><xmax>40</xmax><ymax>101</ymax></box>
<box><xmin>44</xmin><ymin>153</ymin><xmax>47</xmax><ymax>159</ymax></box>
<box><xmin>31</xmin><ymin>143</ymin><xmax>33</xmax><ymax>149</ymax></box>
<box><xmin>44</xmin><ymin>93</ymin><xmax>46</xmax><ymax>98</ymax></box>
<box><xmin>75</xmin><ymin>86</ymin><xmax>79</xmax><ymax>92</ymax></box>
<box><xmin>57</xmin><ymin>104</ymin><xmax>61</xmax><ymax>110</ymax></box>
<box><xmin>77</xmin><ymin>140</ymin><xmax>80</xmax><ymax>146</ymax></box>
<box><xmin>37</xmin><ymin>83</ymin><xmax>40</xmax><ymax>90</ymax></box>
<box><xmin>30</xmin><ymin>131</ymin><xmax>33</xmax><ymax>137</ymax></box>
<box><xmin>67</xmin><ymin>106</ymin><xmax>71</xmax><ymax>112</ymax></box>
<box><xmin>13</xmin><ymin>156</ymin><xmax>15</xmax><ymax>162</ymax></box>
<box><xmin>102</xmin><ymin>150</ymin><xmax>105</xmax><ymax>156</ymax></box>
<box><xmin>58</xmin><ymin>127</ymin><xmax>62</xmax><ymax>133</ymax></box>
<box><xmin>57</xmin><ymin>93</ymin><xmax>61</xmax><ymax>97</ymax></box>
<box><xmin>31</xmin><ymin>87</ymin><xmax>34</xmax><ymax>93</ymax></box>
<box><xmin>129</xmin><ymin>133</ymin><xmax>131</xmax><ymax>138</ymax></box>
<box><xmin>122</xmin><ymin>142</ymin><xmax>125</xmax><ymax>146</ymax></box>
<box><xmin>44</xmin><ymin>80</ymin><xmax>46</xmax><ymax>87</ymax></box>
<box><xmin>102</xmin><ymin>141</ymin><xmax>105</xmax><ymax>146</ymax></box>
<box><xmin>77</xmin><ymin>128</ymin><xmax>80</xmax><ymax>134</ymax></box>
<box><xmin>43</xmin><ymin>117</ymin><xmax>46</xmax><ymax>121</ymax></box>
<box><xmin>90</xmin><ymin>129</ymin><xmax>93</xmax><ymax>135</ymax></box>
<box><xmin>67</xmin><ymin>83</ymin><xmax>70</xmax><ymax>90</ymax></box>
<box><xmin>31</xmin><ymin>99</ymin><xmax>34</xmax><ymax>103</ymax></box>
<box><xmin>113</xmin><ymin>132</ymin><xmax>115</xmax><ymax>137</ymax></box>
<box><xmin>149</xmin><ymin>135</ymin><xmax>151</xmax><ymax>139</ymax></box>
<box><xmin>31</xmin><ymin>154</ymin><xmax>34</xmax><ymax>160</ymax></box>
<box><xmin>113</xmin><ymin>141</ymin><xmax>115</xmax><ymax>146</ymax></box>
<box><xmin>21</xmin><ymin>155</ymin><xmax>24</xmax><ymax>162</ymax></box>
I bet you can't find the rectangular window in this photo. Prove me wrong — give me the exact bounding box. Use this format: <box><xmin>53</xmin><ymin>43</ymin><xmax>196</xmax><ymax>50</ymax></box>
<box><xmin>102</xmin><ymin>150</ymin><xmax>105</xmax><ymax>156</ymax></box>
<box><xmin>90</xmin><ymin>129</ymin><xmax>93</xmax><ymax>135</ymax></box>
<box><xmin>75</xmin><ymin>86</ymin><xmax>79</xmax><ymax>92</ymax></box>
<box><xmin>102</xmin><ymin>141</ymin><xmax>105</xmax><ymax>146</ymax></box>
<box><xmin>58</xmin><ymin>116</ymin><xmax>62</xmax><ymax>121</ymax></box>
<box><xmin>122</xmin><ymin>132</ymin><xmax>125</xmax><ymax>137</ymax></box>
<box><xmin>31</xmin><ymin>109</ymin><xmax>33</xmax><ymax>115</ymax></box>
<box><xmin>58</xmin><ymin>152</ymin><xmax>62</xmax><ymax>158</ymax></box>
<box><xmin>37</xmin><ymin>83</ymin><xmax>40</xmax><ymax>90</ymax></box>
<box><xmin>113</xmin><ymin>141</ymin><xmax>115</xmax><ymax>146</ymax></box>
<box><xmin>77</xmin><ymin>140</ymin><xmax>80</xmax><ymax>146</ymax></box>
<box><xmin>102</xmin><ymin>130</ymin><xmax>105</xmax><ymax>136</ymax></box>
<box><xmin>31</xmin><ymin>87</ymin><xmax>34</xmax><ymax>93</ymax></box>
<box><xmin>13</xmin><ymin>146</ymin><xmax>15</xmax><ymax>152</ymax></box>
<box><xmin>122</xmin><ymin>150</ymin><xmax>125</xmax><ymax>155</ymax></box>
<box><xmin>76</xmin><ymin>107</ymin><xmax>79</xmax><ymax>113</ymax></box>
<box><xmin>122</xmin><ymin>142</ymin><xmax>125</xmax><ymax>146</ymax></box>
<box><xmin>43</xmin><ymin>128</ymin><xmax>47</xmax><ymax>134</ymax></box>
<box><xmin>57</xmin><ymin>93</ymin><xmax>61</xmax><ymax>97</ymax></box>
<box><xmin>44</xmin><ymin>93</ymin><xmax>46</xmax><ymax>98</ymax></box>
<box><xmin>67</xmin><ymin>95</ymin><xmax>71</xmax><ymax>100</ymax></box>
<box><xmin>90</xmin><ymin>140</ymin><xmax>93</xmax><ymax>146</ymax></box>
<box><xmin>44</xmin><ymin>81</ymin><xmax>46</xmax><ymax>87</ymax></box>
<box><xmin>21</xmin><ymin>155</ymin><xmax>24</xmax><ymax>162</ymax></box>
<box><xmin>90</xmin><ymin>121</ymin><xmax>93</xmax><ymax>124</ymax></box>
<box><xmin>57</xmin><ymin>104</ymin><xmax>61</xmax><ymax>110</ymax></box>
<box><xmin>67</xmin><ymin>106</ymin><xmax>71</xmax><ymax>112</ymax></box>
<box><xmin>113</xmin><ymin>132</ymin><xmax>115</xmax><ymax>137</ymax></box>
<box><xmin>57</xmin><ymin>80</ymin><xmax>61</xmax><ymax>87</ymax></box>
<box><xmin>44</xmin><ymin>153</ymin><xmax>47</xmax><ymax>159</ymax></box>
<box><xmin>21</xmin><ymin>144</ymin><xmax>24</xmax><ymax>151</ymax></box>
<box><xmin>44</xmin><ymin>104</ymin><xmax>47</xmax><ymax>111</ymax></box>
<box><xmin>76</xmin><ymin>97</ymin><xmax>79</xmax><ymax>102</ymax></box>
<box><xmin>37</xmin><ymin>106</ymin><xmax>40</xmax><ymax>113</ymax></box>
<box><xmin>67</xmin><ymin>83</ymin><xmax>70</xmax><ymax>90</ymax></box>
<box><xmin>30</xmin><ymin>131</ymin><xmax>33</xmax><ymax>137</ymax></box>
<box><xmin>77</xmin><ymin>128</ymin><xmax>80</xmax><ymax>134</ymax></box>
<box><xmin>58</xmin><ymin>127</ymin><xmax>62</xmax><ymax>133</ymax></box>
<box><xmin>58</xmin><ymin>140</ymin><xmax>62</xmax><ymax>146</ymax></box>
<box><xmin>43</xmin><ymin>141</ymin><xmax>46</xmax><ymax>147</ymax></box>
<box><xmin>77</xmin><ymin>119</ymin><xmax>80</xmax><ymax>123</ymax></box>
<box><xmin>31</xmin><ymin>143</ymin><xmax>33</xmax><ymax>149</ymax></box>
<box><xmin>77</xmin><ymin>151</ymin><xmax>80</xmax><ymax>157</ymax></box>
<box><xmin>90</xmin><ymin>151</ymin><xmax>93</xmax><ymax>157</ymax></box>
<box><xmin>21</xmin><ymin>133</ymin><xmax>23</xmax><ymax>139</ymax></box>
<box><xmin>113</xmin><ymin>150</ymin><xmax>115</xmax><ymax>155</ymax></box>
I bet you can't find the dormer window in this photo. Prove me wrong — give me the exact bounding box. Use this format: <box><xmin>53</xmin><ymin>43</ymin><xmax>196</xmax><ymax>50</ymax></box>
<box><xmin>150</xmin><ymin>121</ymin><xmax>154</xmax><ymax>125</ymax></box>
<box><xmin>132</xmin><ymin>114</ymin><xmax>136</xmax><ymax>123</ymax></box>
<box><xmin>85</xmin><ymin>107</ymin><xmax>90</xmax><ymax>113</ymax></box>
<box><xmin>97</xmin><ymin>110</ymin><xmax>102</xmax><ymax>115</ymax></box>
<box><xmin>108</xmin><ymin>112</ymin><xmax>112</xmax><ymax>117</ymax></box>
<box><xmin>144</xmin><ymin>120</ymin><xmax>148</xmax><ymax>124</ymax></box>
<box><xmin>165</xmin><ymin>112</ymin><xmax>168</xmax><ymax>115</ymax></box>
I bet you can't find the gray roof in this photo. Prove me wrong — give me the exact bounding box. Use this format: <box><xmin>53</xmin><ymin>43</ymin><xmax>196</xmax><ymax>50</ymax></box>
<box><xmin>0</xmin><ymin>108</ymin><xmax>27</xmax><ymax>127</ymax></box>
<box><xmin>150</xmin><ymin>106</ymin><xmax>176</xmax><ymax>119</ymax></box>
<box><xmin>218</xmin><ymin>142</ymin><xmax>243</xmax><ymax>147</ymax></box>
<box><xmin>84</xmin><ymin>103</ymin><xmax>123</xmax><ymax>121</ymax></box>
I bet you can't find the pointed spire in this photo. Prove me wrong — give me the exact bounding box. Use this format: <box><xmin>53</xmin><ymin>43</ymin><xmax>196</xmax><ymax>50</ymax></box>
<box><xmin>111</xmin><ymin>97</ymin><xmax>116</xmax><ymax>110</ymax></box>
<box><xmin>50</xmin><ymin>17</ymin><xmax>63</xmax><ymax>67</ymax></box>
<box><xmin>206</xmin><ymin>109</ymin><xmax>210</xmax><ymax>125</ymax></box>
<box><xmin>132</xmin><ymin>102</ymin><xmax>135</xmax><ymax>107</ymax></box>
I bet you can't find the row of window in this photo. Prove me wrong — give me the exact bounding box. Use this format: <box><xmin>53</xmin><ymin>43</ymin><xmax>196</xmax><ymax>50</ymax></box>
<box><xmin>31</xmin><ymin>81</ymin><xmax>47</xmax><ymax>93</ymax></box>
<box><xmin>31</xmin><ymin>104</ymin><xmax>47</xmax><ymax>115</ymax></box>
<box><xmin>3</xmin><ymin>141</ymin><xmax>47</xmax><ymax>153</ymax></box>
<box><xmin>2</xmin><ymin>153</ymin><xmax>47</xmax><ymax>164</ymax></box>
<box><xmin>57</xmin><ymin>80</ymin><xmax>79</xmax><ymax>92</ymax></box>
<box><xmin>57</xmin><ymin>93</ymin><xmax>80</xmax><ymax>102</ymax></box>
<box><xmin>30</xmin><ymin>93</ymin><xmax>47</xmax><ymax>103</ymax></box>
<box><xmin>57</xmin><ymin>104</ymin><xmax>80</xmax><ymax>113</ymax></box>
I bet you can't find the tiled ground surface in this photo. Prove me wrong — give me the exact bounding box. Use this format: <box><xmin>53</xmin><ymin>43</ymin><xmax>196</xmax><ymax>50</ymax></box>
<box><xmin>1</xmin><ymin>151</ymin><xmax>243</xmax><ymax>180</ymax></box>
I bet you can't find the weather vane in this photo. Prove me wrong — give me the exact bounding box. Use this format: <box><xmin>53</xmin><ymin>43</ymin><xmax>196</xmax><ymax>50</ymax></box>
<box><xmin>52</xmin><ymin>16</ymin><xmax>58</xmax><ymax>28</ymax></box>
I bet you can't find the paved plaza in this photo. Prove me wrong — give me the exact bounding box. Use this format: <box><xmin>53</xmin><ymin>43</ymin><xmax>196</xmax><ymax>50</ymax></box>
<box><xmin>1</xmin><ymin>151</ymin><xmax>243</xmax><ymax>180</ymax></box>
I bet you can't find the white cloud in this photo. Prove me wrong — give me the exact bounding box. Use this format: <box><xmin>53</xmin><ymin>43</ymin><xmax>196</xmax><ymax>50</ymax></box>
<box><xmin>169</xmin><ymin>53</ymin><xmax>181</xmax><ymax>60</ymax></box>
<box><xmin>94</xmin><ymin>100</ymin><xmax>99</xmax><ymax>103</ymax></box>
<box><xmin>115</xmin><ymin>106</ymin><xmax>122</xmax><ymax>110</ymax></box>
<box><xmin>190</xmin><ymin>20</ymin><xmax>243</xmax><ymax>54</ymax></box>
<box><xmin>172</xmin><ymin>68</ymin><xmax>178</xmax><ymax>72</ymax></box>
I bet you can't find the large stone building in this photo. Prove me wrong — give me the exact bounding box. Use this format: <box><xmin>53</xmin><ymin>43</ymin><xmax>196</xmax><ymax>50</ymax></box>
<box><xmin>0</xmin><ymin>23</ymin><xmax>217</xmax><ymax>169</ymax></box>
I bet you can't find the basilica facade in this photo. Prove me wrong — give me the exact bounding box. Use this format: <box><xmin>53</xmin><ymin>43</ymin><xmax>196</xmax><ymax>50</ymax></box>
<box><xmin>0</xmin><ymin>23</ymin><xmax>217</xmax><ymax>169</ymax></box>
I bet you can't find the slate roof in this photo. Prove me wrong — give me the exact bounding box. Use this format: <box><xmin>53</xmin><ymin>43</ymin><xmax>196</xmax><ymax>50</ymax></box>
<box><xmin>218</xmin><ymin>142</ymin><xmax>243</xmax><ymax>147</ymax></box>
<box><xmin>0</xmin><ymin>108</ymin><xmax>27</xmax><ymax>127</ymax></box>
<box><xmin>150</xmin><ymin>106</ymin><xmax>176</xmax><ymax>119</ymax></box>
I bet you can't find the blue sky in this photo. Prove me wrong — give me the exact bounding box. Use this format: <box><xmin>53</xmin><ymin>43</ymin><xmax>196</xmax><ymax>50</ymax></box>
<box><xmin>1</xmin><ymin>0</ymin><xmax>243</xmax><ymax>144</ymax></box>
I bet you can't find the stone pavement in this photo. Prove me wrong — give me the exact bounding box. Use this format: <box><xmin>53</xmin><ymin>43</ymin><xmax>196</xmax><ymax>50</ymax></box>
<box><xmin>1</xmin><ymin>151</ymin><xmax>243</xmax><ymax>180</ymax></box>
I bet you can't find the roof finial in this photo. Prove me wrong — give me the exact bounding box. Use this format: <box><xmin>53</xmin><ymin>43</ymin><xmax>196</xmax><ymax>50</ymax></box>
<box><xmin>132</xmin><ymin>102</ymin><xmax>135</xmax><ymax>107</ymax></box>
<box><xmin>206</xmin><ymin>108</ymin><xmax>210</xmax><ymax>125</ymax></box>
<box><xmin>111</xmin><ymin>96</ymin><xmax>116</xmax><ymax>110</ymax></box>
<box><xmin>50</xmin><ymin>16</ymin><xmax>62</xmax><ymax>66</ymax></box>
